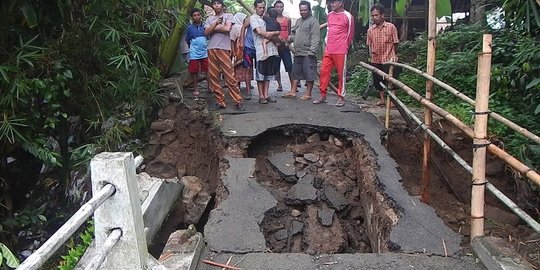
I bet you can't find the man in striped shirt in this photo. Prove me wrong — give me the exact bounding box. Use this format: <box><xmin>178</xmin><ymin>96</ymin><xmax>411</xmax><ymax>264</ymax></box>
<box><xmin>367</xmin><ymin>3</ymin><xmax>399</xmax><ymax>106</ymax></box>
<box><xmin>314</xmin><ymin>0</ymin><xmax>354</xmax><ymax>107</ymax></box>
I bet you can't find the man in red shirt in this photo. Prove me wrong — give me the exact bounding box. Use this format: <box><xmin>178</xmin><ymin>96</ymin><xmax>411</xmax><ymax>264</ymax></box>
<box><xmin>273</xmin><ymin>1</ymin><xmax>293</xmax><ymax>92</ymax></box>
<box><xmin>367</xmin><ymin>3</ymin><xmax>399</xmax><ymax>106</ymax></box>
<box><xmin>314</xmin><ymin>0</ymin><xmax>354</xmax><ymax>107</ymax></box>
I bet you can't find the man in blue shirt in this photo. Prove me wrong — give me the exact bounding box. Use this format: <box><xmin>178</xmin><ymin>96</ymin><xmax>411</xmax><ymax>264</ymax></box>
<box><xmin>185</xmin><ymin>8</ymin><xmax>208</xmax><ymax>96</ymax></box>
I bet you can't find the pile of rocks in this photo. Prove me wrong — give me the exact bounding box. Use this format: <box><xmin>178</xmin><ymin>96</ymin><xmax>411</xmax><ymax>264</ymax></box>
<box><xmin>261</xmin><ymin>133</ymin><xmax>368</xmax><ymax>254</ymax></box>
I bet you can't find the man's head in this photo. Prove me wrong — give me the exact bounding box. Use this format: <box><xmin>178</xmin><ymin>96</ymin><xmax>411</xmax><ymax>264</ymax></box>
<box><xmin>190</xmin><ymin>8</ymin><xmax>202</xmax><ymax>24</ymax></box>
<box><xmin>329</xmin><ymin>0</ymin><xmax>344</xmax><ymax>12</ymax></box>
<box><xmin>299</xmin><ymin>1</ymin><xmax>311</xmax><ymax>18</ymax></box>
<box><xmin>370</xmin><ymin>3</ymin><xmax>385</xmax><ymax>25</ymax></box>
<box><xmin>211</xmin><ymin>0</ymin><xmax>224</xmax><ymax>14</ymax></box>
<box><xmin>267</xmin><ymin>7</ymin><xmax>278</xmax><ymax>19</ymax></box>
<box><xmin>274</xmin><ymin>1</ymin><xmax>284</xmax><ymax>16</ymax></box>
<box><xmin>254</xmin><ymin>0</ymin><xmax>266</xmax><ymax>16</ymax></box>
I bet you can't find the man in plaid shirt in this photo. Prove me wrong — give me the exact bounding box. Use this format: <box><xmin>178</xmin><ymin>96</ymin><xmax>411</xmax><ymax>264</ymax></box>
<box><xmin>367</xmin><ymin>3</ymin><xmax>399</xmax><ymax>106</ymax></box>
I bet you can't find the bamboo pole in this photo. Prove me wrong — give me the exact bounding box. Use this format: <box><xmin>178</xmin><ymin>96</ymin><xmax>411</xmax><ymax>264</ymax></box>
<box><xmin>18</xmin><ymin>184</ymin><xmax>116</xmax><ymax>270</ymax></box>
<box><xmin>470</xmin><ymin>34</ymin><xmax>492</xmax><ymax>239</ymax></box>
<box><xmin>359</xmin><ymin>62</ymin><xmax>540</xmax><ymax>188</ymax></box>
<box><xmin>387</xmin><ymin>91</ymin><xmax>540</xmax><ymax>233</ymax></box>
<box><xmin>384</xmin><ymin>66</ymin><xmax>394</xmax><ymax>129</ymax></box>
<box><xmin>422</xmin><ymin>0</ymin><xmax>437</xmax><ymax>203</ymax></box>
<box><xmin>385</xmin><ymin>61</ymin><xmax>540</xmax><ymax>145</ymax></box>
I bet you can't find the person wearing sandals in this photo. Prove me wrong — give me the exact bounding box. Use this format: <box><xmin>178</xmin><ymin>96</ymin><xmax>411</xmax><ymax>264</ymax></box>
<box><xmin>282</xmin><ymin>1</ymin><xmax>320</xmax><ymax>100</ymax></box>
<box><xmin>239</xmin><ymin>16</ymin><xmax>256</xmax><ymax>100</ymax></box>
<box><xmin>204</xmin><ymin>0</ymin><xmax>246</xmax><ymax>111</ymax></box>
<box><xmin>314</xmin><ymin>0</ymin><xmax>354</xmax><ymax>107</ymax></box>
<box><xmin>367</xmin><ymin>3</ymin><xmax>399</xmax><ymax>106</ymax></box>
<box><xmin>186</xmin><ymin>8</ymin><xmax>208</xmax><ymax>97</ymax></box>
<box><xmin>230</xmin><ymin>13</ymin><xmax>249</xmax><ymax>98</ymax></box>
<box><xmin>274</xmin><ymin>0</ymin><xmax>293</xmax><ymax>92</ymax></box>
<box><xmin>250</xmin><ymin>0</ymin><xmax>281</xmax><ymax>104</ymax></box>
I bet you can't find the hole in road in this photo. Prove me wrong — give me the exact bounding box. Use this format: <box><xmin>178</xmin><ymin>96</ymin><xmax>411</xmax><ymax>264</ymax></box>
<box><xmin>247</xmin><ymin>126</ymin><xmax>378</xmax><ymax>254</ymax></box>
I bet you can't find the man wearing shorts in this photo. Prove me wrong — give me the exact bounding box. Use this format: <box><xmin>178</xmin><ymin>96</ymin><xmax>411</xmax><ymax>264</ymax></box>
<box><xmin>239</xmin><ymin>16</ymin><xmax>256</xmax><ymax>100</ymax></box>
<box><xmin>367</xmin><ymin>3</ymin><xmax>399</xmax><ymax>106</ymax></box>
<box><xmin>274</xmin><ymin>0</ymin><xmax>293</xmax><ymax>92</ymax></box>
<box><xmin>314</xmin><ymin>0</ymin><xmax>354</xmax><ymax>106</ymax></box>
<box><xmin>283</xmin><ymin>1</ymin><xmax>320</xmax><ymax>100</ymax></box>
<box><xmin>204</xmin><ymin>0</ymin><xmax>245</xmax><ymax>111</ymax></box>
<box><xmin>186</xmin><ymin>8</ymin><xmax>208</xmax><ymax>96</ymax></box>
<box><xmin>250</xmin><ymin>0</ymin><xmax>281</xmax><ymax>104</ymax></box>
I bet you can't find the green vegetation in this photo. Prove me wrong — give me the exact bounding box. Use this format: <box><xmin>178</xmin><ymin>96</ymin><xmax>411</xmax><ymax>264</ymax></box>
<box><xmin>0</xmin><ymin>0</ymin><xmax>187</xmax><ymax>265</ymax></box>
<box><xmin>56</xmin><ymin>224</ymin><xmax>94</xmax><ymax>270</ymax></box>
<box><xmin>348</xmin><ymin>22</ymin><xmax>539</xmax><ymax>179</ymax></box>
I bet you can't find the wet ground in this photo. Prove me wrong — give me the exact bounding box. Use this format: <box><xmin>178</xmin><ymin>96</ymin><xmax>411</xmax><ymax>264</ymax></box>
<box><xmin>145</xmin><ymin>65</ymin><xmax>538</xmax><ymax>268</ymax></box>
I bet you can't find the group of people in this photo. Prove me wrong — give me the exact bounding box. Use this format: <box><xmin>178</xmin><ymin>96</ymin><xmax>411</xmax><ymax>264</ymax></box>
<box><xmin>185</xmin><ymin>0</ymin><xmax>398</xmax><ymax>111</ymax></box>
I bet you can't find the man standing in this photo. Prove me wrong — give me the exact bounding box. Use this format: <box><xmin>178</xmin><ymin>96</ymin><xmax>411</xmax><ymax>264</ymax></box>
<box><xmin>367</xmin><ymin>3</ymin><xmax>398</xmax><ymax>106</ymax></box>
<box><xmin>282</xmin><ymin>1</ymin><xmax>320</xmax><ymax>100</ymax></box>
<box><xmin>273</xmin><ymin>0</ymin><xmax>293</xmax><ymax>92</ymax></box>
<box><xmin>185</xmin><ymin>8</ymin><xmax>208</xmax><ymax>97</ymax></box>
<box><xmin>204</xmin><ymin>0</ymin><xmax>245</xmax><ymax>111</ymax></box>
<box><xmin>314</xmin><ymin>0</ymin><xmax>354</xmax><ymax>106</ymax></box>
<box><xmin>250</xmin><ymin>0</ymin><xmax>281</xmax><ymax>104</ymax></box>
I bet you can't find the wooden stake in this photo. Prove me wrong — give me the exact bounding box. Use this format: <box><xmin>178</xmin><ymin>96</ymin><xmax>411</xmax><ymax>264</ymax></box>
<box><xmin>470</xmin><ymin>34</ymin><xmax>492</xmax><ymax>240</ymax></box>
<box><xmin>385</xmin><ymin>66</ymin><xmax>394</xmax><ymax>129</ymax></box>
<box><xmin>202</xmin><ymin>259</ymin><xmax>242</xmax><ymax>270</ymax></box>
<box><xmin>422</xmin><ymin>0</ymin><xmax>437</xmax><ymax>204</ymax></box>
<box><xmin>222</xmin><ymin>256</ymin><xmax>233</xmax><ymax>270</ymax></box>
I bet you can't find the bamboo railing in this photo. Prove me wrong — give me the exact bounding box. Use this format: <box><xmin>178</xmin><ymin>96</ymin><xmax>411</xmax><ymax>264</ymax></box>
<box><xmin>385</xmin><ymin>62</ymin><xmax>540</xmax><ymax>145</ymax></box>
<box><xmin>386</xmin><ymin>91</ymin><xmax>540</xmax><ymax>233</ymax></box>
<box><xmin>359</xmin><ymin>62</ymin><xmax>540</xmax><ymax>188</ymax></box>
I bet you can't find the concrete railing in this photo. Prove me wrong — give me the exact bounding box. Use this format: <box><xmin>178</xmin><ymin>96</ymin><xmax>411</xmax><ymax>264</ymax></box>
<box><xmin>17</xmin><ymin>153</ymin><xmax>148</xmax><ymax>270</ymax></box>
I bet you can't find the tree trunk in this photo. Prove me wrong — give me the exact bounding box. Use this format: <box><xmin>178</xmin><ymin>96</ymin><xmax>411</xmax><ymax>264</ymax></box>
<box><xmin>159</xmin><ymin>0</ymin><xmax>198</xmax><ymax>76</ymax></box>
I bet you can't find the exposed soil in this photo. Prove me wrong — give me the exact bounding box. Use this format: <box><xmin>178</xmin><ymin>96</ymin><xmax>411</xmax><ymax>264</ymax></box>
<box><xmin>357</xmin><ymin>98</ymin><xmax>540</xmax><ymax>268</ymax></box>
<box><xmin>145</xmin><ymin>78</ymin><xmax>538</xmax><ymax>266</ymax></box>
<box><xmin>247</xmin><ymin>128</ymin><xmax>373</xmax><ymax>254</ymax></box>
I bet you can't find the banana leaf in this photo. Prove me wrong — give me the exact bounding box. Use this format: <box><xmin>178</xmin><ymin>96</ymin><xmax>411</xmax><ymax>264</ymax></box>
<box><xmin>159</xmin><ymin>0</ymin><xmax>197</xmax><ymax>76</ymax></box>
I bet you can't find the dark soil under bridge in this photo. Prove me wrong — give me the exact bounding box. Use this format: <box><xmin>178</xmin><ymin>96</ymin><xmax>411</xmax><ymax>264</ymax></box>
<box><xmin>144</xmin><ymin>80</ymin><xmax>539</xmax><ymax>268</ymax></box>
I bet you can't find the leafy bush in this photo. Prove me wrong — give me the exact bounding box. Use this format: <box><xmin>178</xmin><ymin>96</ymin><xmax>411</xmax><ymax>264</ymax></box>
<box><xmin>57</xmin><ymin>224</ymin><xmax>94</xmax><ymax>270</ymax></box>
<box><xmin>375</xmin><ymin>24</ymin><xmax>540</xmax><ymax>170</ymax></box>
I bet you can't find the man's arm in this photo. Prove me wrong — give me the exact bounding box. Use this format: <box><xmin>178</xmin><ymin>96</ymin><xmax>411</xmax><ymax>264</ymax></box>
<box><xmin>308</xmin><ymin>19</ymin><xmax>320</xmax><ymax>55</ymax></box>
<box><xmin>287</xmin><ymin>17</ymin><xmax>292</xmax><ymax>35</ymax></box>
<box><xmin>204</xmin><ymin>18</ymin><xmax>220</xmax><ymax>36</ymax></box>
<box><xmin>185</xmin><ymin>26</ymin><xmax>192</xmax><ymax>47</ymax></box>
<box><xmin>347</xmin><ymin>13</ymin><xmax>355</xmax><ymax>45</ymax></box>
<box><xmin>239</xmin><ymin>17</ymin><xmax>250</xmax><ymax>49</ymax></box>
<box><xmin>214</xmin><ymin>20</ymin><xmax>232</xmax><ymax>33</ymax></box>
<box><xmin>254</xmin><ymin>27</ymin><xmax>280</xmax><ymax>39</ymax></box>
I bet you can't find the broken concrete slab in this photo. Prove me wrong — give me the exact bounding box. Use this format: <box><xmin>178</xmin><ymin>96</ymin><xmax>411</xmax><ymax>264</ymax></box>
<box><xmin>284</xmin><ymin>178</ymin><xmax>318</xmax><ymax>206</ymax></box>
<box><xmin>159</xmin><ymin>229</ymin><xmax>203</xmax><ymax>270</ymax></box>
<box><xmin>267</xmin><ymin>152</ymin><xmax>296</xmax><ymax>178</ymax></box>
<box><xmin>204</xmin><ymin>157</ymin><xmax>277</xmax><ymax>253</ymax></box>
<box><xmin>318</xmin><ymin>208</ymin><xmax>335</xmax><ymax>227</ymax></box>
<box><xmin>472</xmin><ymin>236</ymin><xmax>534</xmax><ymax>270</ymax></box>
<box><xmin>290</xmin><ymin>220</ymin><xmax>304</xmax><ymax>235</ymax></box>
<box><xmin>275</xmin><ymin>229</ymin><xmax>288</xmax><ymax>241</ymax></box>
<box><xmin>323</xmin><ymin>186</ymin><xmax>348</xmax><ymax>211</ymax></box>
<box><xmin>219</xmin><ymin>97</ymin><xmax>463</xmax><ymax>256</ymax></box>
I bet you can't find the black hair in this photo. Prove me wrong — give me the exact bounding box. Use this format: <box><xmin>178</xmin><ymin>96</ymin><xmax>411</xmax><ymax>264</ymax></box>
<box><xmin>267</xmin><ymin>7</ymin><xmax>278</xmax><ymax>18</ymax></box>
<box><xmin>190</xmin><ymin>8</ymin><xmax>201</xmax><ymax>16</ymax></box>
<box><xmin>370</xmin><ymin>3</ymin><xmax>385</xmax><ymax>14</ymax></box>
<box><xmin>299</xmin><ymin>0</ymin><xmax>311</xmax><ymax>10</ymax></box>
<box><xmin>254</xmin><ymin>0</ymin><xmax>266</xmax><ymax>7</ymax></box>
<box><xmin>212</xmin><ymin>0</ymin><xmax>224</xmax><ymax>5</ymax></box>
<box><xmin>274</xmin><ymin>0</ymin><xmax>284</xmax><ymax>7</ymax></box>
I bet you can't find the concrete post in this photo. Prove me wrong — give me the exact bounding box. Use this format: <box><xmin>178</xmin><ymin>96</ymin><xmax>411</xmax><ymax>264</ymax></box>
<box><xmin>90</xmin><ymin>152</ymin><xmax>148</xmax><ymax>269</ymax></box>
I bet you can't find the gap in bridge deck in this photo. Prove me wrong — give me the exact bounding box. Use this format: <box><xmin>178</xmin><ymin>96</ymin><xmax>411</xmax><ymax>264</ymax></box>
<box><xmin>245</xmin><ymin>126</ymin><xmax>375</xmax><ymax>253</ymax></box>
